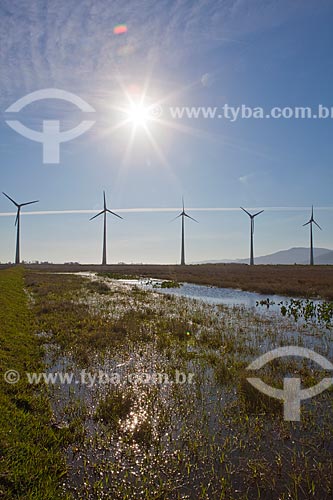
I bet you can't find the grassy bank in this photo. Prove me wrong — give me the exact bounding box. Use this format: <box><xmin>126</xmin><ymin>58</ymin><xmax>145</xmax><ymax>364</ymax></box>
<box><xmin>0</xmin><ymin>267</ymin><xmax>70</xmax><ymax>500</ymax></box>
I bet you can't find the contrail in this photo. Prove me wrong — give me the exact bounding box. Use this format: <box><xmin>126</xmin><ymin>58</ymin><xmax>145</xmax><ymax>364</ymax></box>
<box><xmin>0</xmin><ymin>207</ymin><xmax>333</xmax><ymax>217</ymax></box>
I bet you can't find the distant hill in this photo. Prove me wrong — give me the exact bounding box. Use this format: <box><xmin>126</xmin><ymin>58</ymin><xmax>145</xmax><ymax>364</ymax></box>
<box><xmin>315</xmin><ymin>250</ymin><xmax>333</xmax><ymax>265</ymax></box>
<box><xmin>193</xmin><ymin>247</ymin><xmax>333</xmax><ymax>265</ymax></box>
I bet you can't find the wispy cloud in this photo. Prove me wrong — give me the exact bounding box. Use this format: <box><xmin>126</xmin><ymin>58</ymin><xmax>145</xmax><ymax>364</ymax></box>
<box><xmin>239</xmin><ymin>173</ymin><xmax>254</xmax><ymax>184</ymax></box>
<box><xmin>1</xmin><ymin>206</ymin><xmax>333</xmax><ymax>218</ymax></box>
<box><xmin>0</xmin><ymin>0</ymin><xmax>310</xmax><ymax>105</ymax></box>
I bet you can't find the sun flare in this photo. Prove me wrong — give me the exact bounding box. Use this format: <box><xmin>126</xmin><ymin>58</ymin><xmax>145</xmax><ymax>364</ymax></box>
<box><xmin>126</xmin><ymin>101</ymin><xmax>150</xmax><ymax>128</ymax></box>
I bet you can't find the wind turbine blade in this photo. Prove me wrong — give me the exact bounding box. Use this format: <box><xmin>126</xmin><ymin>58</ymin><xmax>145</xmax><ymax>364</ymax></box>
<box><xmin>253</xmin><ymin>210</ymin><xmax>264</xmax><ymax>217</ymax></box>
<box><xmin>170</xmin><ymin>213</ymin><xmax>182</xmax><ymax>222</ymax></box>
<box><xmin>21</xmin><ymin>200</ymin><xmax>39</xmax><ymax>207</ymax></box>
<box><xmin>14</xmin><ymin>212</ymin><xmax>19</xmax><ymax>226</ymax></box>
<box><xmin>2</xmin><ymin>192</ymin><xmax>19</xmax><ymax>207</ymax></box>
<box><xmin>184</xmin><ymin>213</ymin><xmax>199</xmax><ymax>223</ymax></box>
<box><xmin>106</xmin><ymin>209</ymin><xmax>123</xmax><ymax>220</ymax></box>
<box><xmin>182</xmin><ymin>197</ymin><xmax>185</xmax><ymax>212</ymax></box>
<box><xmin>240</xmin><ymin>207</ymin><xmax>252</xmax><ymax>217</ymax></box>
<box><xmin>303</xmin><ymin>221</ymin><xmax>311</xmax><ymax>227</ymax></box>
<box><xmin>103</xmin><ymin>191</ymin><xmax>106</xmax><ymax>210</ymax></box>
<box><xmin>89</xmin><ymin>210</ymin><xmax>105</xmax><ymax>221</ymax></box>
<box><xmin>313</xmin><ymin>220</ymin><xmax>322</xmax><ymax>230</ymax></box>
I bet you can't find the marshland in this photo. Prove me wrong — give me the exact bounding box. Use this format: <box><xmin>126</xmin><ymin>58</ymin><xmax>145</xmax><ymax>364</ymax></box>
<box><xmin>18</xmin><ymin>263</ymin><xmax>333</xmax><ymax>301</ymax></box>
<box><xmin>1</xmin><ymin>266</ymin><xmax>333</xmax><ymax>499</ymax></box>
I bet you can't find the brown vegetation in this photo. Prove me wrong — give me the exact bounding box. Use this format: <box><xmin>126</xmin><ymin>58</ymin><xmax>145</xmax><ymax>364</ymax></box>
<box><xmin>12</xmin><ymin>262</ymin><xmax>333</xmax><ymax>300</ymax></box>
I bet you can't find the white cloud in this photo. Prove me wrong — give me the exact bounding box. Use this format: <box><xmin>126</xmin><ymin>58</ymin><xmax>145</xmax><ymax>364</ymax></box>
<box><xmin>239</xmin><ymin>173</ymin><xmax>254</xmax><ymax>184</ymax></box>
<box><xmin>201</xmin><ymin>73</ymin><xmax>214</xmax><ymax>88</ymax></box>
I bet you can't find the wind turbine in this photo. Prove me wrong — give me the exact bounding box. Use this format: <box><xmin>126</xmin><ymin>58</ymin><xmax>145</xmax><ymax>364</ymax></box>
<box><xmin>172</xmin><ymin>198</ymin><xmax>198</xmax><ymax>265</ymax></box>
<box><xmin>90</xmin><ymin>191</ymin><xmax>123</xmax><ymax>265</ymax></box>
<box><xmin>303</xmin><ymin>206</ymin><xmax>322</xmax><ymax>265</ymax></box>
<box><xmin>2</xmin><ymin>192</ymin><xmax>39</xmax><ymax>265</ymax></box>
<box><xmin>240</xmin><ymin>207</ymin><xmax>264</xmax><ymax>266</ymax></box>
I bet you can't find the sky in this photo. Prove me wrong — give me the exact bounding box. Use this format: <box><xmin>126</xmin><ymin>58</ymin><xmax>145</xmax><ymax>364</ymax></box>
<box><xmin>0</xmin><ymin>0</ymin><xmax>333</xmax><ymax>264</ymax></box>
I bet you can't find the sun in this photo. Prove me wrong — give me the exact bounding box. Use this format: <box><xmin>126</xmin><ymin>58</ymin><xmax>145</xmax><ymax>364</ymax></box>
<box><xmin>105</xmin><ymin>81</ymin><xmax>190</xmax><ymax>167</ymax></box>
<box><xmin>126</xmin><ymin>102</ymin><xmax>150</xmax><ymax>127</ymax></box>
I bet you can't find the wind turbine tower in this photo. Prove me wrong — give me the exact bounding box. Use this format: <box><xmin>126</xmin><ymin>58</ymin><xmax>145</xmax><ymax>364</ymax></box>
<box><xmin>2</xmin><ymin>192</ymin><xmax>39</xmax><ymax>265</ymax></box>
<box><xmin>90</xmin><ymin>191</ymin><xmax>123</xmax><ymax>265</ymax></box>
<box><xmin>240</xmin><ymin>207</ymin><xmax>264</xmax><ymax>266</ymax></box>
<box><xmin>303</xmin><ymin>206</ymin><xmax>322</xmax><ymax>265</ymax></box>
<box><xmin>172</xmin><ymin>198</ymin><xmax>198</xmax><ymax>265</ymax></box>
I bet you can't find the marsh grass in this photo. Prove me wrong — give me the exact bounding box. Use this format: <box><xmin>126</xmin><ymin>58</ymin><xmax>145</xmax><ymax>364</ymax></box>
<box><xmin>94</xmin><ymin>387</ymin><xmax>133</xmax><ymax>427</ymax></box>
<box><xmin>25</xmin><ymin>262</ymin><xmax>333</xmax><ymax>300</ymax></box>
<box><xmin>87</xmin><ymin>280</ymin><xmax>111</xmax><ymax>294</ymax></box>
<box><xmin>21</xmin><ymin>270</ymin><xmax>333</xmax><ymax>499</ymax></box>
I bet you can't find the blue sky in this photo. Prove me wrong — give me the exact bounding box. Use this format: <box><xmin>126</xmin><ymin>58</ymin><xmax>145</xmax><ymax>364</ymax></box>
<box><xmin>0</xmin><ymin>0</ymin><xmax>333</xmax><ymax>264</ymax></box>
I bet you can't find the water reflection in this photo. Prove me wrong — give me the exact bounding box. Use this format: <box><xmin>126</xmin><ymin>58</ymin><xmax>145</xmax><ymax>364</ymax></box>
<box><xmin>118</xmin><ymin>278</ymin><xmax>291</xmax><ymax>311</ymax></box>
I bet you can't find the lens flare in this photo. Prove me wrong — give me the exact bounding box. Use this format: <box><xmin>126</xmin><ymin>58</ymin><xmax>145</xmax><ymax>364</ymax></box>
<box><xmin>113</xmin><ymin>24</ymin><xmax>128</xmax><ymax>35</ymax></box>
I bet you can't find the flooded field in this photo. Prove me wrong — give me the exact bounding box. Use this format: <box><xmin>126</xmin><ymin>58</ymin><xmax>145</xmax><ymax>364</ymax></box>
<box><xmin>116</xmin><ymin>277</ymin><xmax>290</xmax><ymax>308</ymax></box>
<box><xmin>25</xmin><ymin>271</ymin><xmax>333</xmax><ymax>499</ymax></box>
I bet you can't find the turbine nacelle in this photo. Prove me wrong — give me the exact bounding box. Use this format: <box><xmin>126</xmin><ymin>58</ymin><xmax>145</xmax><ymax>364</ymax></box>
<box><xmin>240</xmin><ymin>207</ymin><xmax>264</xmax><ymax>219</ymax></box>
<box><xmin>171</xmin><ymin>198</ymin><xmax>199</xmax><ymax>223</ymax></box>
<box><xmin>240</xmin><ymin>207</ymin><xmax>264</xmax><ymax>235</ymax></box>
<box><xmin>303</xmin><ymin>205</ymin><xmax>322</xmax><ymax>230</ymax></box>
<box><xmin>172</xmin><ymin>212</ymin><xmax>199</xmax><ymax>223</ymax></box>
<box><xmin>3</xmin><ymin>191</ymin><xmax>39</xmax><ymax>212</ymax></box>
<box><xmin>89</xmin><ymin>191</ymin><xmax>123</xmax><ymax>221</ymax></box>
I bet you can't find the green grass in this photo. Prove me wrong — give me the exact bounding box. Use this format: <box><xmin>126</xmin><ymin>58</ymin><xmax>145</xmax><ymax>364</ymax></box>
<box><xmin>97</xmin><ymin>272</ymin><xmax>140</xmax><ymax>280</ymax></box>
<box><xmin>94</xmin><ymin>387</ymin><xmax>134</xmax><ymax>428</ymax></box>
<box><xmin>0</xmin><ymin>267</ymin><xmax>71</xmax><ymax>500</ymax></box>
<box><xmin>157</xmin><ymin>280</ymin><xmax>181</xmax><ymax>288</ymax></box>
<box><xmin>4</xmin><ymin>269</ymin><xmax>333</xmax><ymax>499</ymax></box>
